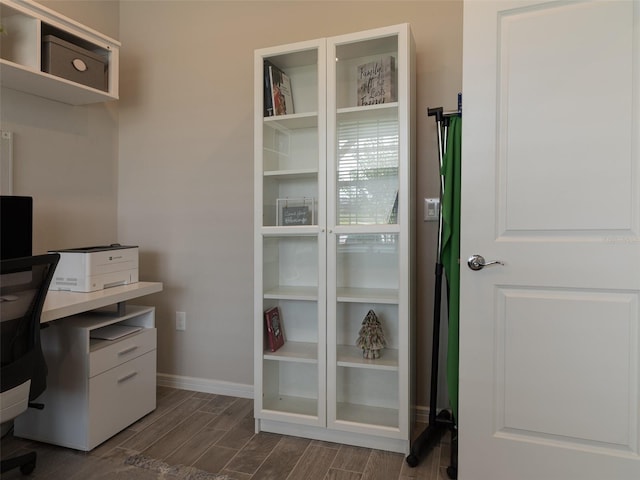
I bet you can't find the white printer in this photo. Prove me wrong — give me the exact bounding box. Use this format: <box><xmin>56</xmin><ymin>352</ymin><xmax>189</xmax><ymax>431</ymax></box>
<box><xmin>49</xmin><ymin>244</ymin><xmax>139</xmax><ymax>292</ymax></box>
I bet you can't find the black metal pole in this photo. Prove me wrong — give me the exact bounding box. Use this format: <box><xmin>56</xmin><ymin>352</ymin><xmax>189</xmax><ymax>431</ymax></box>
<box><xmin>406</xmin><ymin>108</ymin><xmax>453</xmax><ymax>468</ymax></box>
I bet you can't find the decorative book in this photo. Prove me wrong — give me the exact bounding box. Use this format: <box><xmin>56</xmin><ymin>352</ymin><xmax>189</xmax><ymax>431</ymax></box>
<box><xmin>263</xmin><ymin>60</ymin><xmax>275</xmax><ymax>117</ymax></box>
<box><xmin>264</xmin><ymin>306</ymin><xmax>285</xmax><ymax>352</ymax></box>
<box><xmin>267</xmin><ymin>62</ymin><xmax>294</xmax><ymax>116</ymax></box>
<box><xmin>356</xmin><ymin>56</ymin><xmax>396</xmax><ymax>106</ymax></box>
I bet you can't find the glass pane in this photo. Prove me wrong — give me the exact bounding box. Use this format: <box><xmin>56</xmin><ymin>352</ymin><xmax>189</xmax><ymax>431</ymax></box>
<box><xmin>335</xmin><ymin>36</ymin><xmax>399</xmax><ymax>109</ymax></box>
<box><xmin>262</xmin><ymin>47</ymin><xmax>319</xmax><ymax>228</ymax></box>
<box><xmin>263</xmin><ymin>299</ymin><xmax>318</xmax><ymax>344</ymax></box>
<box><xmin>336</xmin><ymin>112</ymin><xmax>399</xmax><ymax>225</ymax></box>
<box><xmin>336</xmin><ymin>302</ymin><xmax>398</xmax><ymax>354</ymax></box>
<box><xmin>265</xmin><ymin>49</ymin><xmax>318</xmax><ymax>115</ymax></box>
<box><xmin>262</xmin><ymin>122</ymin><xmax>319</xmax><ymax>227</ymax></box>
<box><xmin>263</xmin><ymin>361</ymin><xmax>318</xmax><ymax>417</ymax></box>
<box><xmin>333</xmin><ymin>34</ymin><xmax>399</xmax><ymax>226</ymax></box>
<box><xmin>335</xmin><ymin>233</ymin><xmax>399</xmax><ymax>291</ymax></box>
<box><xmin>263</xmin><ymin>236</ymin><xmax>318</xmax><ymax>294</ymax></box>
<box><xmin>336</xmin><ymin>367</ymin><xmax>398</xmax><ymax>427</ymax></box>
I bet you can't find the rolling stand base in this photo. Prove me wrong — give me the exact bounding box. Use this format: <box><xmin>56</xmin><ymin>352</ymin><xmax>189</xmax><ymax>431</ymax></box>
<box><xmin>406</xmin><ymin>410</ymin><xmax>453</xmax><ymax>468</ymax></box>
<box><xmin>407</xmin><ymin>104</ymin><xmax>461</xmax><ymax>479</ymax></box>
<box><xmin>447</xmin><ymin>425</ymin><xmax>458</xmax><ymax>479</ymax></box>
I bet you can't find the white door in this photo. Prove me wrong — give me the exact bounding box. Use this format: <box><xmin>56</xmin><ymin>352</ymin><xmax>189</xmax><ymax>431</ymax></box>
<box><xmin>459</xmin><ymin>1</ymin><xmax>640</xmax><ymax>479</ymax></box>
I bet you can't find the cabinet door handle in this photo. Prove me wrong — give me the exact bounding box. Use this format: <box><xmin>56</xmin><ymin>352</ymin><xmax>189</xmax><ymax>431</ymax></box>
<box><xmin>117</xmin><ymin>371</ymin><xmax>138</xmax><ymax>383</ymax></box>
<box><xmin>117</xmin><ymin>345</ymin><xmax>138</xmax><ymax>356</ymax></box>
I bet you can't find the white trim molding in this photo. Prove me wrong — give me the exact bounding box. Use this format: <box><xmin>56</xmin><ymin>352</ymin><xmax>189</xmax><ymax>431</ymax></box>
<box><xmin>156</xmin><ymin>373</ymin><xmax>253</xmax><ymax>399</ymax></box>
<box><xmin>157</xmin><ymin>372</ymin><xmax>433</xmax><ymax>424</ymax></box>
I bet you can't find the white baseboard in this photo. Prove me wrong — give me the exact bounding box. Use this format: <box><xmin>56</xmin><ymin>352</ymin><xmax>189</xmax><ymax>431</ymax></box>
<box><xmin>157</xmin><ymin>372</ymin><xmax>433</xmax><ymax>423</ymax></box>
<box><xmin>156</xmin><ymin>373</ymin><xmax>253</xmax><ymax>399</ymax></box>
<box><xmin>415</xmin><ymin>405</ymin><xmax>429</xmax><ymax>424</ymax></box>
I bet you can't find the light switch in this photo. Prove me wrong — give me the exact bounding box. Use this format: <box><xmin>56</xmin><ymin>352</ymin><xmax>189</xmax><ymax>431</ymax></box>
<box><xmin>424</xmin><ymin>198</ymin><xmax>439</xmax><ymax>221</ymax></box>
<box><xmin>176</xmin><ymin>311</ymin><xmax>186</xmax><ymax>331</ymax></box>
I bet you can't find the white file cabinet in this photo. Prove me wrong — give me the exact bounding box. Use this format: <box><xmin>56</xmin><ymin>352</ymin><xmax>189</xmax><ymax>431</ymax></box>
<box><xmin>15</xmin><ymin>305</ymin><xmax>156</xmax><ymax>451</ymax></box>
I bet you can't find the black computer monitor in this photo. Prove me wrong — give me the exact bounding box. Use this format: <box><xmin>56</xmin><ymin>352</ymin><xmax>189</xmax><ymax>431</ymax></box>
<box><xmin>0</xmin><ymin>196</ymin><xmax>33</xmax><ymax>261</ymax></box>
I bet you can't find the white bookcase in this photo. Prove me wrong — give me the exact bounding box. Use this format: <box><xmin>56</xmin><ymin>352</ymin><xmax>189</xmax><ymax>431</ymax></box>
<box><xmin>254</xmin><ymin>24</ymin><xmax>415</xmax><ymax>453</ymax></box>
<box><xmin>0</xmin><ymin>0</ymin><xmax>119</xmax><ymax>104</ymax></box>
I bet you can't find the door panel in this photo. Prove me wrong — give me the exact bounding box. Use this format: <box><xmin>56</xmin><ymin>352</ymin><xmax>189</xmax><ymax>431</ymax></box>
<box><xmin>496</xmin><ymin>288</ymin><xmax>637</xmax><ymax>449</ymax></box>
<box><xmin>460</xmin><ymin>1</ymin><xmax>640</xmax><ymax>478</ymax></box>
<box><xmin>497</xmin><ymin>1</ymin><xmax>636</xmax><ymax>234</ymax></box>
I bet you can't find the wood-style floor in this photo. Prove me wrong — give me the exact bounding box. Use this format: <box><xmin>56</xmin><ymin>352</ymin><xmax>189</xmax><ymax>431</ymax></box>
<box><xmin>0</xmin><ymin>386</ymin><xmax>451</xmax><ymax>480</ymax></box>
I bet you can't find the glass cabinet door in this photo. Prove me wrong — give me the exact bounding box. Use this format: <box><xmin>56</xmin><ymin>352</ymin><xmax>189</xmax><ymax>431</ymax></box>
<box><xmin>259</xmin><ymin>46</ymin><xmax>325</xmax><ymax>229</ymax></box>
<box><xmin>255</xmin><ymin>40</ymin><xmax>326</xmax><ymax>427</ymax></box>
<box><xmin>332</xmin><ymin>232</ymin><xmax>401</xmax><ymax>429</ymax></box>
<box><xmin>331</xmin><ymin>33</ymin><xmax>400</xmax><ymax>227</ymax></box>
<box><xmin>261</xmin><ymin>234</ymin><xmax>323</xmax><ymax>421</ymax></box>
<box><xmin>326</xmin><ymin>25</ymin><xmax>412</xmax><ymax>440</ymax></box>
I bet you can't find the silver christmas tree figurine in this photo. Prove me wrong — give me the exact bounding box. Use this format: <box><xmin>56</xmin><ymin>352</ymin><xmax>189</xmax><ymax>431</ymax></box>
<box><xmin>356</xmin><ymin>310</ymin><xmax>387</xmax><ymax>359</ymax></box>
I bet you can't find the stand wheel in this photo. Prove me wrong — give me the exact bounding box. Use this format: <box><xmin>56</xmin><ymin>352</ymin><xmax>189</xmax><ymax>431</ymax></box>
<box><xmin>438</xmin><ymin>409</ymin><xmax>452</xmax><ymax>421</ymax></box>
<box><xmin>20</xmin><ymin>461</ymin><xmax>36</xmax><ymax>475</ymax></box>
<box><xmin>446</xmin><ymin>465</ymin><xmax>457</xmax><ymax>479</ymax></box>
<box><xmin>405</xmin><ymin>454</ymin><xmax>419</xmax><ymax>468</ymax></box>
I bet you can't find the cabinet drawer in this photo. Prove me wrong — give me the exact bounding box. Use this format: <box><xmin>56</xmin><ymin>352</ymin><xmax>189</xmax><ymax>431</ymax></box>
<box><xmin>89</xmin><ymin>328</ymin><xmax>156</xmax><ymax>378</ymax></box>
<box><xmin>88</xmin><ymin>350</ymin><xmax>156</xmax><ymax>450</ymax></box>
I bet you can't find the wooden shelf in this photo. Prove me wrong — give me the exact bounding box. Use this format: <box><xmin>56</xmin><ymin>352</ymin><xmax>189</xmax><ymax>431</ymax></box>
<box><xmin>264</xmin><ymin>112</ymin><xmax>318</xmax><ymax>130</ymax></box>
<box><xmin>263</xmin><ymin>394</ymin><xmax>318</xmax><ymax>418</ymax></box>
<box><xmin>263</xmin><ymin>168</ymin><xmax>318</xmax><ymax>179</ymax></box>
<box><xmin>0</xmin><ymin>0</ymin><xmax>120</xmax><ymax>104</ymax></box>
<box><xmin>337</xmin><ymin>102</ymin><xmax>398</xmax><ymax>119</ymax></box>
<box><xmin>261</xmin><ymin>226</ymin><xmax>319</xmax><ymax>236</ymax></box>
<box><xmin>336</xmin><ymin>402</ymin><xmax>399</xmax><ymax>430</ymax></box>
<box><xmin>264</xmin><ymin>341</ymin><xmax>317</xmax><ymax>363</ymax></box>
<box><xmin>263</xmin><ymin>285</ymin><xmax>318</xmax><ymax>301</ymax></box>
<box><xmin>336</xmin><ymin>345</ymin><xmax>398</xmax><ymax>371</ymax></box>
<box><xmin>336</xmin><ymin>287</ymin><xmax>398</xmax><ymax>304</ymax></box>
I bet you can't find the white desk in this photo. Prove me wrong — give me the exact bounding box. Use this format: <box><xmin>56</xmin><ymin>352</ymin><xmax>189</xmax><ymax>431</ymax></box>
<box><xmin>15</xmin><ymin>281</ymin><xmax>163</xmax><ymax>450</ymax></box>
<box><xmin>42</xmin><ymin>281</ymin><xmax>163</xmax><ymax>322</ymax></box>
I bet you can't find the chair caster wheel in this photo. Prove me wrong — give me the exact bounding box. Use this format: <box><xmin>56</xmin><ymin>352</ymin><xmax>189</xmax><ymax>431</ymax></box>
<box><xmin>20</xmin><ymin>461</ymin><xmax>36</xmax><ymax>475</ymax></box>
<box><xmin>405</xmin><ymin>454</ymin><xmax>419</xmax><ymax>468</ymax></box>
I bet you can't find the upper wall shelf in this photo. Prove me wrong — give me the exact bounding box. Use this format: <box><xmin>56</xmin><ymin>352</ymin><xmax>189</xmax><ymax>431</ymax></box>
<box><xmin>0</xmin><ymin>0</ymin><xmax>120</xmax><ymax>105</ymax></box>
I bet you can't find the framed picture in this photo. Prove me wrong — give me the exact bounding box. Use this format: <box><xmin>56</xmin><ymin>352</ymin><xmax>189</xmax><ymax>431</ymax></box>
<box><xmin>276</xmin><ymin>197</ymin><xmax>316</xmax><ymax>226</ymax></box>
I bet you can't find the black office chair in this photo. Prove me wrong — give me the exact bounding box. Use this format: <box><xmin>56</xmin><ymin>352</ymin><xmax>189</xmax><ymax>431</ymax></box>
<box><xmin>1</xmin><ymin>254</ymin><xmax>59</xmax><ymax>475</ymax></box>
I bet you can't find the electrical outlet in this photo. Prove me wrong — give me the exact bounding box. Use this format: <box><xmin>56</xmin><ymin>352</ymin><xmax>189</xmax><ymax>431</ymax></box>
<box><xmin>176</xmin><ymin>311</ymin><xmax>186</xmax><ymax>331</ymax></box>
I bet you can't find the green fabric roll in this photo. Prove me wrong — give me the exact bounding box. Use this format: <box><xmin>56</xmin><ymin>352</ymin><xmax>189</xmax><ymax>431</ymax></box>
<box><xmin>440</xmin><ymin>116</ymin><xmax>461</xmax><ymax>421</ymax></box>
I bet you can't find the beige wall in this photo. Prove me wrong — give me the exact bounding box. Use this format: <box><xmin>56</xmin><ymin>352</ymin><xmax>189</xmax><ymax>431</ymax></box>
<box><xmin>39</xmin><ymin>0</ymin><xmax>120</xmax><ymax>40</ymax></box>
<box><xmin>118</xmin><ymin>0</ymin><xmax>462</xmax><ymax>407</ymax></box>
<box><xmin>3</xmin><ymin>0</ymin><xmax>462</xmax><ymax>410</ymax></box>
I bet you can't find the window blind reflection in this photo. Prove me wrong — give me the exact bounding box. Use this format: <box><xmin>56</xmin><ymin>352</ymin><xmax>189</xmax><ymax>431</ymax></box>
<box><xmin>337</xmin><ymin>116</ymin><xmax>399</xmax><ymax>225</ymax></box>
